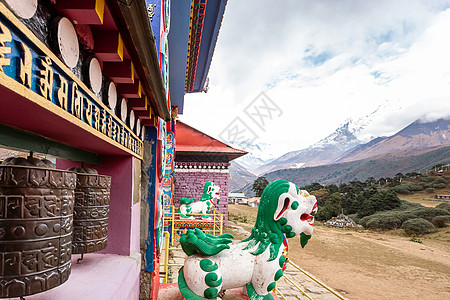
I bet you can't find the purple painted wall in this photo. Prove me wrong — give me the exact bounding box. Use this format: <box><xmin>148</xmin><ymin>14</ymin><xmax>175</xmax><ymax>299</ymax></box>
<box><xmin>57</xmin><ymin>155</ymin><xmax>139</xmax><ymax>256</ymax></box>
<box><xmin>173</xmin><ymin>162</ymin><xmax>229</xmax><ymax>224</ymax></box>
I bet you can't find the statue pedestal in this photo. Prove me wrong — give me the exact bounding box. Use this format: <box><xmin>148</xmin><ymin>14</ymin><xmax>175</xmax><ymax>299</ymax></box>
<box><xmin>171</xmin><ymin>216</ymin><xmax>216</xmax><ymax>244</ymax></box>
<box><xmin>158</xmin><ymin>283</ymin><xmax>280</xmax><ymax>300</ymax></box>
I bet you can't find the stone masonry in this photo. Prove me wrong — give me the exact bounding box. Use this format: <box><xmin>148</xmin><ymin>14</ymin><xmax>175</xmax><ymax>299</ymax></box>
<box><xmin>173</xmin><ymin>162</ymin><xmax>229</xmax><ymax>224</ymax></box>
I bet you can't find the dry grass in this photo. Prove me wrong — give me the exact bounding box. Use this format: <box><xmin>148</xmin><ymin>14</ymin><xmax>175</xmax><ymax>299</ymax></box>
<box><xmin>226</xmin><ymin>204</ymin><xmax>258</xmax><ymax>238</ymax></box>
<box><xmin>228</xmin><ymin>204</ymin><xmax>258</xmax><ymax>222</ymax></box>
<box><xmin>226</xmin><ymin>203</ymin><xmax>450</xmax><ymax>299</ymax></box>
<box><xmin>397</xmin><ymin>190</ymin><xmax>450</xmax><ymax>207</ymax></box>
<box><xmin>289</xmin><ymin>226</ymin><xmax>450</xmax><ymax>299</ymax></box>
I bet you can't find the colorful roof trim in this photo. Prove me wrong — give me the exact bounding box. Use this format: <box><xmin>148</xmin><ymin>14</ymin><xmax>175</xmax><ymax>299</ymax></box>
<box><xmin>169</xmin><ymin>0</ymin><xmax>227</xmax><ymax>113</ymax></box>
<box><xmin>185</xmin><ymin>0</ymin><xmax>207</xmax><ymax>93</ymax></box>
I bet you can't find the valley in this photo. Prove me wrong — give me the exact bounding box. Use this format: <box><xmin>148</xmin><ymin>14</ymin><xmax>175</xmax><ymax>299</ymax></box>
<box><xmin>227</xmin><ymin>204</ymin><xmax>450</xmax><ymax>300</ymax></box>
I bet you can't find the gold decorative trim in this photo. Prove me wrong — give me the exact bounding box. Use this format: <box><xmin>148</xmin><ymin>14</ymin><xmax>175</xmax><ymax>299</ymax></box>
<box><xmin>95</xmin><ymin>0</ymin><xmax>105</xmax><ymax>24</ymax></box>
<box><xmin>117</xmin><ymin>33</ymin><xmax>124</xmax><ymax>61</ymax></box>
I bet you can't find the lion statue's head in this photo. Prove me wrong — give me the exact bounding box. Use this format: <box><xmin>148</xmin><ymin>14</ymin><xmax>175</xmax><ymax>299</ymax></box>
<box><xmin>242</xmin><ymin>179</ymin><xmax>317</xmax><ymax>261</ymax></box>
<box><xmin>201</xmin><ymin>181</ymin><xmax>221</xmax><ymax>203</ymax></box>
<box><xmin>273</xmin><ymin>182</ymin><xmax>317</xmax><ymax>238</ymax></box>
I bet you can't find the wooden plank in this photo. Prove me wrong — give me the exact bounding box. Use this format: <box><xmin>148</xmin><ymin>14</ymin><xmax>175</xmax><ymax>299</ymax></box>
<box><xmin>56</xmin><ymin>0</ymin><xmax>105</xmax><ymax>25</ymax></box>
<box><xmin>0</xmin><ymin>124</ymin><xmax>100</xmax><ymax>164</ymax></box>
<box><xmin>93</xmin><ymin>30</ymin><xmax>123</xmax><ymax>62</ymax></box>
<box><xmin>103</xmin><ymin>60</ymin><xmax>135</xmax><ymax>84</ymax></box>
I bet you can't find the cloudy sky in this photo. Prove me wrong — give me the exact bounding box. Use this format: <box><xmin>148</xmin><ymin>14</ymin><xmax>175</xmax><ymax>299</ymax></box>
<box><xmin>179</xmin><ymin>0</ymin><xmax>450</xmax><ymax>157</ymax></box>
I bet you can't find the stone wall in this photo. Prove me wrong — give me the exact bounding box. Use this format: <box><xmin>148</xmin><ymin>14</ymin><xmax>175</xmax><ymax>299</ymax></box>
<box><xmin>173</xmin><ymin>162</ymin><xmax>229</xmax><ymax>224</ymax></box>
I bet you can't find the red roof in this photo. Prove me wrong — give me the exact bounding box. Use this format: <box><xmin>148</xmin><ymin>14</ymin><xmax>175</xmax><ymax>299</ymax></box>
<box><xmin>175</xmin><ymin>121</ymin><xmax>247</xmax><ymax>161</ymax></box>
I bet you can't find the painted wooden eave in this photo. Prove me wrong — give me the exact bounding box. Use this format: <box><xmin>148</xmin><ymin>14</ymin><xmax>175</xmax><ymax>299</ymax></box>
<box><xmin>175</xmin><ymin>121</ymin><xmax>247</xmax><ymax>161</ymax></box>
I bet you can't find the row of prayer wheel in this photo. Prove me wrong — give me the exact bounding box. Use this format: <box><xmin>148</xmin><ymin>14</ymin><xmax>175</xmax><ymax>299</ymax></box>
<box><xmin>0</xmin><ymin>155</ymin><xmax>111</xmax><ymax>298</ymax></box>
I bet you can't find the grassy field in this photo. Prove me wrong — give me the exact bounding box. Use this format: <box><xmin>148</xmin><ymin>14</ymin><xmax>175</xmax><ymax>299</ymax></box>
<box><xmin>227</xmin><ymin>204</ymin><xmax>450</xmax><ymax>300</ymax></box>
<box><xmin>397</xmin><ymin>190</ymin><xmax>449</xmax><ymax>207</ymax></box>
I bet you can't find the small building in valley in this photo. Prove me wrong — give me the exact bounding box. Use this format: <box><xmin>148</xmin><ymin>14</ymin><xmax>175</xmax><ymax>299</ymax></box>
<box><xmin>247</xmin><ymin>197</ymin><xmax>261</xmax><ymax>208</ymax></box>
<box><xmin>229</xmin><ymin>192</ymin><xmax>247</xmax><ymax>204</ymax></box>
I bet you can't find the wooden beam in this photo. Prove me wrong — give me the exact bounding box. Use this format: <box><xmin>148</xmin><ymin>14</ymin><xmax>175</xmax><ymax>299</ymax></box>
<box><xmin>141</xmin><ymin>117</ymin><xmax>156</xmax><ymax>126</ymax></box>
<box><xmin>56</xmin><ymin>0</ymin><xmax>105</xmax><ymax>25</ymax></box>
<box><xmin>103</xmin><ymin>60</ymin><xmax>134</xmax><ymax>84</ymax></box>
<box><xmin>128</xmin><ymin>96</ymin><xmax>147</xmax><ymax>112</ymax></box>
<box><xmin>134</xmin><ymin>99</ymin><xmax>152</xmax><ymax>118</ymax></box>
<box><xmin>0</xmin><ymin>124</ymin><xmax>100</xmax><ymax>164</ymax></box>
<box><xmin>117</xmin><ymin>81</ymin><xmax>142</xmax><ymax>98</ymax></box>
<box><xmin>93</xmin><ymin>30</ymin><xmax>123</xmax><ymax>62</ymax></box>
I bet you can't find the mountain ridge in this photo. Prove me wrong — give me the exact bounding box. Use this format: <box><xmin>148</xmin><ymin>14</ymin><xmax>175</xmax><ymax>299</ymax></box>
<box><xmin>335</xmin><ymin>117</ymin><xmax>449</xmax><ymax>163</ymax></box>
<box><xmin>237</xmin><ymin>145</ymin><xmax>450</xmax><ymax>196</ymax></box>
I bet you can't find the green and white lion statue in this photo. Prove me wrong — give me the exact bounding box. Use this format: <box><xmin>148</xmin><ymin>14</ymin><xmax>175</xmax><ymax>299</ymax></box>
<box><xmin>179</xmin><ymin>181</ymin><xmax>221</xmax><ymax>220</ymax></box>
<box><xmin>178</xmin><ymin>179</ymin><xmax>317</xmax><ymax>299</ymax></box>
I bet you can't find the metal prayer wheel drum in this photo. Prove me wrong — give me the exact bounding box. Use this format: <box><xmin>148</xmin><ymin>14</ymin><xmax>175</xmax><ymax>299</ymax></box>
<box><xmin>69</xmin><ymin>167</ymin><xmax>111</xmax><ymax>255</ymax></box>
<box><xmin>0</xmin><ymin>157</ymin><xmax>76</xmax><ymax>298</ymax></box>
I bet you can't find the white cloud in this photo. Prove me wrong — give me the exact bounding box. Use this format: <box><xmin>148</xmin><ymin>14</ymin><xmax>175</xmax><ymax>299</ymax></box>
<box><xmin>180</xmin><ymin>0</ymin><xmax>450</xmax><ymax>156</ymax></box>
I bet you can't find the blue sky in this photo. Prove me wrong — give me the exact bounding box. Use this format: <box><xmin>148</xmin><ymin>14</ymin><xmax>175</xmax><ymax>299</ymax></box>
<box><xmin>180</xmin><ymin>0</ymin><xmax>450</xmax><ymax>157</ymax></box>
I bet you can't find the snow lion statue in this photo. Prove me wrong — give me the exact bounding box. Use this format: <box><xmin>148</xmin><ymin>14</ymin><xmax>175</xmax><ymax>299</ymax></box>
<box><xmin>179</xmin><ymin>181</ymin><xmax>221</xmax><ymax>219</ymax></box>
<box><xmin>178</xmin><ymin>179</ymin><xmax>317</xmax><ymax>299</ymax></box>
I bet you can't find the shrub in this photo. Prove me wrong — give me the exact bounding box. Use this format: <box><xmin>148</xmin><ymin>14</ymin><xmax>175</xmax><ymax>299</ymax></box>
<box><xmin>396</xmin><ymin>200</ymin><xmax>422</xmax><ymax>210</ymax></box>
<box><xmin>395</xmin><ymin>211</ymin><xmax>417</xmax><ymax>222</ymax></box>
<box><xmin>359</xmin><ymin>210</ymin><xmax>406</xmax><ymax>229</ymax></box>
<box><xmin>408</xmin><ymin>183</ymin><xmax>424</xmax><ymax>191</ymax></box>
<box><xmin>389</xmin><ymin>185</ymin><xmax>411</xmax><ymax>194</ymax></box>
<box><xmin>436</xmin><ymin>203</ymin><xmax>450</xmax><ymax>212</ymax></box>
<box><xmin>431</xmin><ymin>215</ymin><xmax>450</xmax><ymax>228</ymax></box>
<box><xmin>359</xmin><ymin>204</ymin><xmax>450</xmax><ymax>230</ymax></box>
<box><xmin>365</xmin><ymin>215</ymin><xmax>403</xmax><ymax>230</ymax></box>
<box><xmin>401</xmin><ymin>218</ymin><xmax>435</xmax><ymax>235</ymax></box>
<box><xmin>409</xmin><ymin>207</ymin><xmax>450</xmax><ymax>222</ymax></box>
<box><xmin>426</xmin><ymin>188</ymin><xmax>435</xmax><ymax>193</ymax></box>
<box><xmin>420</xmin><ymin>176</ymin><xmax>435</xmax><ymax>183</ymax></box>
<box><xmin>432</xmin><ymin>183</ymin><xmax>446</xmax><ymax>189</ymax></box>
<box><xmin>348</xmin><ymin>213</ymin><xmax>360</xmax><ymax>224</ymax></box>
<box><xmin>433</xmin><ymin>177</ymin><xmax>446</xmax><ymax>184</ymax></box>
<box><xmin>359</xmin><ymin>215</ymin><xmax>372</xmax><ymax>227</ymax></box>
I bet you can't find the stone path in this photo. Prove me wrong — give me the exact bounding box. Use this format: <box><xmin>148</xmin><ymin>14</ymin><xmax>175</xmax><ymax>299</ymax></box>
<box><xmin>275</xmin><ymin>265</ymin><xmax>340</xmax><ymax>300</ymax></box>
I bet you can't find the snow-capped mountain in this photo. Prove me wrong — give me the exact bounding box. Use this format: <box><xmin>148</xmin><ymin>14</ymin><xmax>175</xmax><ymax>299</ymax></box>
<box><xmin>336</xmin><ymin>117</ymin><xmax>450</xmax><ymax>163</ymax></box>
<box><xmin>237</xmin><ymin>117</ymin><xmax>450</xmax><ymax>195</ymax></box>
<box><xmin>347</xmin><ymin>99</ymin><xmax>403</xmax><ymax>142</ymax></box>
<box><xmin>228</xmin><ymin>141</ymin><xmax>277</xmax><ymax>174</ymax></box>
<box><xmin>254</xmin><ymin>121</ymin><xmax>363</xmax><ymax>175</ymax></box>
<box><xmin>253</xmin><ymin>100</ymin><xmax>404</xmax><ymax>175</ymax></box>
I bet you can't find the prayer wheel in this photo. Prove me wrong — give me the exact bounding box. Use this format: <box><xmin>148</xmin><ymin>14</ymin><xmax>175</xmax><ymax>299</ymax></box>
<box><xmin>0</xmin><ymin>156</ymin><xmax>76</xmax><ymax>298</ymax></box>
<box><xmin>69</xmin><ymin>167</ymin><xmax>111</xmax><ymax>255</ymax></box>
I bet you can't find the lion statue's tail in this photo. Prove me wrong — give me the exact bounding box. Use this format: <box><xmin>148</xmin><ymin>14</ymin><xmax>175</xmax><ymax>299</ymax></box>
<box><xmin>180</xmin><ymin>197</ymin><xmax>194</xmax><ymax>205</ymax></box>
<box><xmin>180</xmin><ymin>228</ymin><xmax>234</xmax><ymax>256</ymax></box>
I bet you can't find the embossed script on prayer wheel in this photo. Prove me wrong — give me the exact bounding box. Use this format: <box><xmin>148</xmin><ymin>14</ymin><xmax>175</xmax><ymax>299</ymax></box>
<box><xmin>70</xmin><ymin>168</ymin><xmax>111</xmax><ymax>255</ymax></box>
<box><xmin>0</xmin><ymin>161</ymin><xmax>76</xmax><ymax>298</ymax></box>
